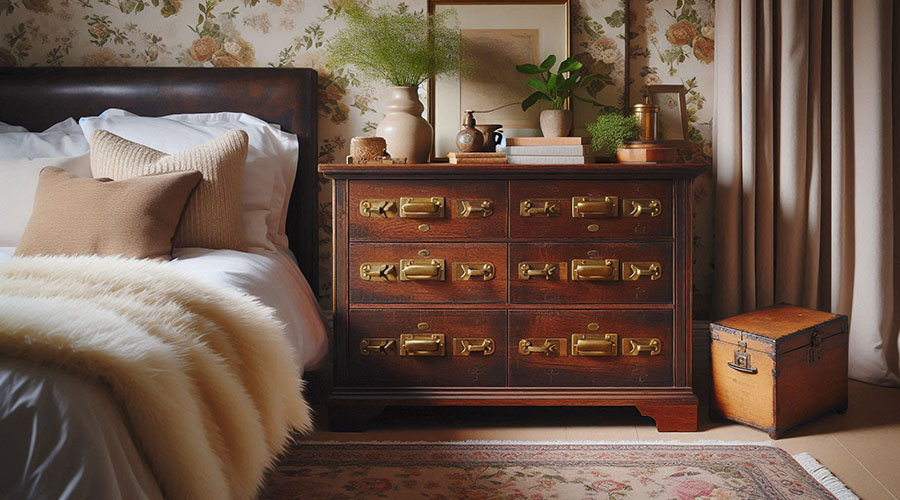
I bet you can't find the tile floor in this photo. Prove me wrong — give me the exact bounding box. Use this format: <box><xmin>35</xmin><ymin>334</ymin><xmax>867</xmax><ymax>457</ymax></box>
<box><xmin>303</xmin><ymin>334</ymin><xmax>900</xmax><ymax>499</ymax></box>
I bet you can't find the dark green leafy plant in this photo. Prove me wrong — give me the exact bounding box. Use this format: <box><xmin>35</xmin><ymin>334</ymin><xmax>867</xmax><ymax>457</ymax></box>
<box><xmin>587</xmin><ymin>113</ymin><xmax>639</xmax><ymax>156</ymax></box>
<box><xmin>327</xmin><ymin>0</ymin><xmax>463</xmax><ymax>87</ymax></box>
<box><xmin>516</xmin><ymin>55</ymin><xmax>601</xmax><ymax>111</ymax></box>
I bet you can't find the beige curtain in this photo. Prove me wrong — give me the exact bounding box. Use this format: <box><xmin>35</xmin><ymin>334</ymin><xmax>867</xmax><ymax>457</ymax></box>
<box><xmin>713</xmin><ymin>0</ymin><xmax>900</xmax><ymax>385</ymax></box>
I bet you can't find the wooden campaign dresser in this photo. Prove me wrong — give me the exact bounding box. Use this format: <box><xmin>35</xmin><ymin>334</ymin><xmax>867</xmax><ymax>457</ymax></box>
<box><xmin>319</xmin><ymin>162</ymin><xmax>707</xmax><ymax>431</ymax></box>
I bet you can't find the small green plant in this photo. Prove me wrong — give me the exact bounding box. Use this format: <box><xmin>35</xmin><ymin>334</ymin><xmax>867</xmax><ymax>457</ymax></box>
<box><xmin>327</xmin><ymin>0</ymin><xmax>463</xmax><ymax>87</ymax></box>
<box><xmin>516</xmin><ymin>55</ymin><xmax>601</xmax><ymax>111</ymax></box>
<box><xmin>587</xmin><ymin>113</ymin><xmax>640</xmax><ymax>157</ymax></box>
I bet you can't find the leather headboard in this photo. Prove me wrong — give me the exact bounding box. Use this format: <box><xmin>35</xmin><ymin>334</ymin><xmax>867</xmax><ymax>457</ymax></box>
<box><xmin>0</xmin><ymin>67</ymin><xmax>320</xmax><ymax>293</ymax></box>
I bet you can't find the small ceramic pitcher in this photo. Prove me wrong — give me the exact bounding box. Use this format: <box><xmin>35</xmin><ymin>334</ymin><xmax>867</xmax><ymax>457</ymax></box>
<box><xmin>475</xmin><ymin>124</ymin><xmax>503</xmax><ymax>152</ymax></box>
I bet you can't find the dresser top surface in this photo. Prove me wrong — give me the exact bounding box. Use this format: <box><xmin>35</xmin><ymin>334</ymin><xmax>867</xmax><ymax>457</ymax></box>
<box><xmin>319</xmin><ymin>163</ymin><xmax>709</xmax><ymax>179</ymax></box>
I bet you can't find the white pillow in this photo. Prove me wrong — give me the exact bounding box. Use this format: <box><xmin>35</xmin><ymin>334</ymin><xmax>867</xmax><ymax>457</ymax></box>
<box><xmin>79</xmin><ymin>109</ymin><xmax>298</xmax><ymax>251</ymax></box>
<box><xmin>0</xmin><ymin>119</ymin><xmax>90</xmax><ymax>159</ymax></box>
<box><xmin>0</xmin><ymin>121</ymin><xmax>28</xmax><ymax>133</ymax></box>
<box><xmin>0</xmin><ymin>154</ymin><xmax>91</xmax><ymax>246</ymax></box>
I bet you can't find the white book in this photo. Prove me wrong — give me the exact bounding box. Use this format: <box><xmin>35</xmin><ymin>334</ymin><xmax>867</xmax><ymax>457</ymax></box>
<box><xmin>506</xmin><ymin>155</ymin><xmax>595</xmax><ymax>164</ymax></box>
<box><xmin>505</xmin><ymin>145</ymin><xmax>592</xmax><ymax>156</ymax></box>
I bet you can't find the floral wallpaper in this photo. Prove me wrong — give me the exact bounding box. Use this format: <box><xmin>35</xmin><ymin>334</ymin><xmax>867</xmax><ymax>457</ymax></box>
<box><xmin>0</xmin><ymin>0</ymin><xmax>714</xmax><ymax>317</ymax></box>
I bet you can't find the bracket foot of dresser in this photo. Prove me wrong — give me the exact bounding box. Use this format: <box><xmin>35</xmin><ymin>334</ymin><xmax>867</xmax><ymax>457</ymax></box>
<box><xmin>635</xmin><ymin>399</ymin><xmax>699</xmax><ymax>432</ymax></box>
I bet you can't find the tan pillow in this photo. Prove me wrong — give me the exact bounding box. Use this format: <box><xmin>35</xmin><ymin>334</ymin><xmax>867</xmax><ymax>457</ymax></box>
<box><xmin>15</xmin><ymin>167</ymin><xmax>202</xmax><ymax>259</ymax></box>
<box><xmin>90</xmin><ymin>129</ymin><xmax>248</xmax><ymax>251</ymax></box>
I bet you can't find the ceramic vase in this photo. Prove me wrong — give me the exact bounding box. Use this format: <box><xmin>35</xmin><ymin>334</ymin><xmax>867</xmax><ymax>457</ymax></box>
<box><xmin>376</xmin><ymin>86</ymin><xmax>433</xmax><ymax>163</ymax></box>
<box><xmin>540</xmin><ymin>109</ymin><xmax>573</xmax><ymax>137</ymax></box>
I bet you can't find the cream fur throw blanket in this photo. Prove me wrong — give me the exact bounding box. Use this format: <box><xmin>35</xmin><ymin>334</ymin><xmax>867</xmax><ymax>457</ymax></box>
<box><xmin>0</xmin><ymin>255</ymin><xmax>311</xmax><ymax>500</ymax></box>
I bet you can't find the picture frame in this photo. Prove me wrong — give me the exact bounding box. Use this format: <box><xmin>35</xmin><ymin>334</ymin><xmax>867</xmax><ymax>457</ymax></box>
<box><xmin>428</xmin><ymin>0</ymin><xmax>571</xmax><ymax>161</ymax></box>
<box><xmin>646</xmin><ymin>84</ymin><xmax>689</xmax><ymax>149</ymax></box>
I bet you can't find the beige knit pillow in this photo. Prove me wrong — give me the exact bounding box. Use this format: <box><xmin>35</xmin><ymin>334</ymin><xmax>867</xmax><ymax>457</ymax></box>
<box><xmin>15</xmin><ymin>167</ymin><xmax>202</xmax><ymax>259</ymax></box>
<box><xmin>90</xmin><ymin>129</ymin><xmax>248</xmax><ymax>251</ymax></box>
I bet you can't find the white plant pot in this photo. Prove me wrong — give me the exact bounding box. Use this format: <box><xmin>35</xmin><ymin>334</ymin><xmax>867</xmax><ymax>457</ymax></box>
<box><xmin>376</xmin><ymin>86</ymin><xmax>433</xmax><ymax>163</ymax></box>
<box><xmin>540</xmin><ymin>109</ymin><xmax>574</xmax><ymax>137</ymax></box>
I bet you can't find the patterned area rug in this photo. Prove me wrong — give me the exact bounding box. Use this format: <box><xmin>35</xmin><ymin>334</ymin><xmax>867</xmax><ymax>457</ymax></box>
<box><xmin>260</xmin><ymin>442</ymin><xmax>849</xmax><ymax>499</ymax></box>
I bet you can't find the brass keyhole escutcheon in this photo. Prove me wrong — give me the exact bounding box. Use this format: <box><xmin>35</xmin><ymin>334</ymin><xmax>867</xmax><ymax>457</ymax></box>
<box><xmin>587</xmin><ymin>224</ymin><xmax>600</xmax><ymax>232</ymax></box>
<box><xmin>587</xmin><ymin>323</ymin><xmax>600</xmax><ymax>331</ymax></box>
<box><xmin>417</xmin><ymin>322</ymin><xmax>430</xmax><ymax>330</ymax></box>
<box><xmin>418</xmin><ymin>224</ymin><xmax>430</xmax><ymax>232</ymax></box>
<box><xmin>587</xmin><ymin>250</ymin><xmax>600</xmax><ymax>259</ymax></box>
<box><xmin>418</xmin><ymin>249</ymin><xmax>430</xmax><ymax>257</ymax></box>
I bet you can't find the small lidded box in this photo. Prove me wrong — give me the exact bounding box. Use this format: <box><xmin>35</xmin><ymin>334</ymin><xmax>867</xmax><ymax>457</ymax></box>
<box><xmin>709</xmin><ymin>304</ymin><xmax>849</xmax><ymax>439</ymax></box>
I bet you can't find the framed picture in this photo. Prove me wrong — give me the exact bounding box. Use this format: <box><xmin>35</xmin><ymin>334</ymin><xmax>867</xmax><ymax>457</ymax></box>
<box><xmin>428</xmin><ymin>0</ymin><xmax>570</xmax><ymax>160</ymax></box>
<box><xmin>646</xmin><ymin>84</ymin><xmax>689</xmax><ymax>149</ymax></box>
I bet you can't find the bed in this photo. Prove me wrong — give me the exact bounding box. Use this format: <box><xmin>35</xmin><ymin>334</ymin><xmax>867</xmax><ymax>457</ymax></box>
<box><xmin>0</xmin><ymin>67</ymin><xmax>326</xmax><ymax>499</ymax></box>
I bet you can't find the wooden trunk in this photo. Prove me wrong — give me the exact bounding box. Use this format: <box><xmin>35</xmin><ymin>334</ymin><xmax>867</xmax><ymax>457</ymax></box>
<box><xmin>709</xmin><ymin>304</ymin><xmax>849</xmax><ymax>439</ymax></box>
<box><xmin>321</xmin><ymin>162</ymin><xmax>707</xmax><ymax>433</ymax></box>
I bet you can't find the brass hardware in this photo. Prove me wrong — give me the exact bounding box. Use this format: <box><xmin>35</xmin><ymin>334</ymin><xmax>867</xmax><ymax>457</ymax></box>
<box><xmin>418</xmin><ymin>249</ymin><xmax>430</xmax><ymax>257</ymax></box>
<box><xmin>587</xmin><ymin>250</ymin><xmax>600</xmax><ymax>258</ymax></box>
<box><xmin>359</xmin><ymin>263</ymin><xmax>397</xmax><ymax>281</ymax></box>
<box><xmin>623</xmin><ymin>262</ymin><xmax>661</xmax><ymax>281</ymax></box>
<box><xmin>587</xmin><ymin>323</ymin><xmax>600</xmax><ymax>331</ymax></box>
<box><xmin>458</xmin><ymin>200</ymin><xmax>494</xmax><ymax>218</ymax></box>
<box><xmin>453</xmin><ymin>338</ymin><xmax>495</xmax><ymax>356</ymax></box>
<box><xmin>399</xmin><ymin>334</ymin><xmax>445</xmax><ymax>356</ymax></box>
<box><xmin>572</xmin><ymin>196</ymin><xmax>619</xmax><ymax>218</ymax></box>
<box><xmin>624</xmin><ymin>198</ymin><xmax>661</xmax><ymax>218</ymax></box>
<box><xmin>359</xmin><ymin>199</ymin><xmax>396</xmax><ymax>218</ymax></box>
<box><xmin>518</xmin><ymin>262</ymin><xmax>559</xmax><ymax>280</ymax></box>
<box><xmin>417</xmin><ymin>223</ymin><xmax>430</xmax><ymax>232</ymax></box>
<box><xmin>359</xmin><ymin>338</ymin><xmax>395</xmax><ymax>355</ymax></box>
<box><xmin>519</xmin><ymin>199</ymin><xmax>561</xmax><ymax>217</ymax></box>
<box><xmin>587</xmin><ymin>224</ymin><xmax>600</xmax><ymax>232</ymax></box>
<box><xmin>399</xmin><ymin>259</ymin><xmax>445</xmax><ymax>281</ymax></box>
<box><xmin>399</xmin><ymin>197</ymin><xmax>445</xmax><ymax>218</ymax></box>
<box><xmin>728</xmin><ymin>340</ymin><xmax>758</xmax><ymax>374</ymax></box>
<box><xmin>622</xmin><ymin>337</ymin><xmax>661</xmax><ymax>356</ymax></box>
<box><xmin>518</xmin><ymin>338</ymin><xmax>566</xmax><ymax>356</ymax></box>
<box><xmin>417</xmin><ymin>322</ymin><xmax>430</xmax><ymax>330</ymax></box>
<box><xmin>456</xmin><ymin>263</ymin><xmax>495</xmax><ymax>281</ymax></box>
<box><xmin>571</xmin><ymin>333</ymin><xmax>618</xmax><ymax>356</ymax></box>
<box><xmin>571</xmin><ymin>259</ymin><xmax>619</xmax><ymax>281</ymax></box>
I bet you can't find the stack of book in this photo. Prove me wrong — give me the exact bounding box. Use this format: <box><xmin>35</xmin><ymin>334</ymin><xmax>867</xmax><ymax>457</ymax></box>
<box><xmin>504</xmin><ymin>137</ymin><xmax>594</xmax><ymax>164</ymax></box>
<box><xmin>447</xmin><ymin>152</ymin><xmax>506</xmax><ymax>164</ymax></box>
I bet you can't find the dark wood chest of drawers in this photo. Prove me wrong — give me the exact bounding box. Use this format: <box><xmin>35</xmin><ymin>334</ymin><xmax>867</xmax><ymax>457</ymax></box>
<box><xmin>320</xmin><ymin>163</ymin><xmax>706</xmax><ymax>432</ymax></box>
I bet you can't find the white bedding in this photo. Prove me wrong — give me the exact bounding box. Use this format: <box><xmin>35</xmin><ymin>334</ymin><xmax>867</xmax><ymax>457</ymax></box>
<box><xmin>0</xmin><ymin>248</ymin><xmax>327</xmax><ymax>499</ymax></box>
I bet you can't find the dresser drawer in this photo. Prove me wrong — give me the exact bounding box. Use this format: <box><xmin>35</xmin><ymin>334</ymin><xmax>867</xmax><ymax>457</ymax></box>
<box><xmin>509</xmin><ymin>310</ymin><xmax>673</xmax><ymax>387</ymax></box>
<box><xmin>509</xmin><ymin>180</ymin><xmax>672</xmax><ymax>239</ymax></box>
<box><xmin>349</xmin><ymin>310</ymin><xmax>507</xmax><ymax>387</ymax></box>
<box><xmin>509</xmin><ymin>243</ymin><xmax>672</xmax><ymax>304</ymax></box>
<box><xmin>349</xmin><ymin>180</ymin><xmax>507</xmax><ymax>240</ymax></box>
<box><xmin>350</xmin><ymin>243</ymin><xmax>507</xmax><ymax>304</ymax></box>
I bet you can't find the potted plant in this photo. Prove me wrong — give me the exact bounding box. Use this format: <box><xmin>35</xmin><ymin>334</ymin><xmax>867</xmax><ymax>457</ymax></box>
<box><xmin>586</xmin><ymin>112</ymin><xmax>639</xmax><ymax>161</ymax></box>
<box><xmin>516</xmin><ymin>55</ymin><xmax>601</xmax><ymax>137</ymax></box>
<box><xmin>328</xmin><ymin>1</ymin><xmax>463</xmax><ymax>163</ymax></box>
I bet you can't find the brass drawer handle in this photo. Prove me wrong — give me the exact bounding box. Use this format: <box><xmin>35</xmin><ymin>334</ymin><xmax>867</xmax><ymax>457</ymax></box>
<box><xmin>359</xmin><ymin>338</ymin><xmax>395</xmax><ymax>355</ymax></box>
<box><xmin>622</xmin><ymin>337</ymin><xmax>661</xmax><ymax>356</ymax></box>
<box><xmin>571</xmin><ymin>259</ymin><xmax>619</xmax><ymax>281</ymax></box>
<box><xmin>571</xmin><ymin>333</ymin><xmax>618</xmax><ymax>356</ymax></box>
<box><xmin>519</xmin><ymin>199</ymin><xmax>561</xmax><ymax>217</ymax></box>
<box><xmin>359</xmin><ymin>199</ymin><xmax>396</xmax><ymax>218</ymax></box>
<box><xmin>624</xmin><ymin>198</ymin><xmax>661</xmax><ymax>217</ymax></box>
<box><xmin>399</xmin><ymin>334</ymin><xmax>445</xmax><ymax>356</ymax></box>
<box><xmin>518</xmin><ymin>338</ymin><xmax>566</xmax><ymax>356</ymax></box>
<box><xmin>458</xmin><ymin>199</ymin><xmax>494</xmax><ymax>217</ymax></box>
<box><xmin>399</xmin><ymin>197</ymin><xmax>444</xmax><ymax>218</ymax></box>
<box><xmin>456</xmin><ymin>263</ymin><xmax>495</xmax><ymax>281</ymax></box>
<box><xmin>518</xmin><ymin>262</ymin><xmax>559</xmax><ymax>280</ymax></box>
<box><xmin>572</xmin><ymin>196</ymin><xmax>619</xmax><ymax>218</ymax></box>
<box><xmin>453</xmin><ymin>338</ymin><xmax>495</xmax><ymax>356</ymax></box>
<box><xmin>623</xmin><ymin>262</ymin><xmax>661</xmax><ymax>281</ymax></box>
<box><xmin>399</xmin><ymin>259</ymin><xmax>445</xmax><ymax>281</ymax></box>
<box><xmin>359</xmin><ymin>263</ymin><xmax>397</xmax><ymax>281</ymax></box>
